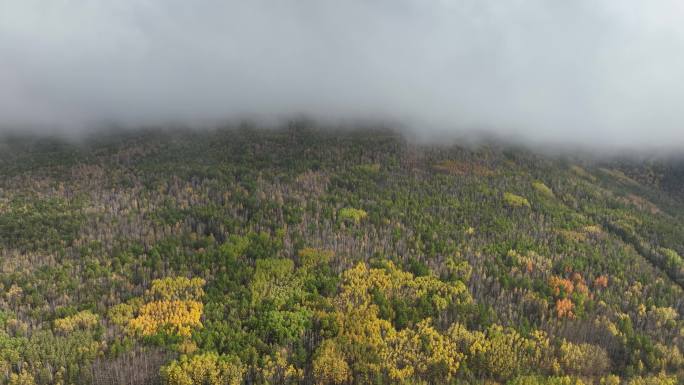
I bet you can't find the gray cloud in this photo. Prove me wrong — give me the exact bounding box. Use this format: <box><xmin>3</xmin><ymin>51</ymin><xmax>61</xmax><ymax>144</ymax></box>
<box><xmin>1</xmin><ymin>0</ymin><xmax>684</xmax><ymax>148</ymax></box>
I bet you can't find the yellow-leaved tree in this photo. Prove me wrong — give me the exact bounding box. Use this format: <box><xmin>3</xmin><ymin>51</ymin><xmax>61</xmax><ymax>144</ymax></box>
<box><xmin>126</xmin><ymin>276</ymin><xmax>205</xmax><ymax>338</ymax></box>
<box><xmin>313</xmin><ymin>339</ymin><xmax>350</xmax><ymax>385</ymax></box>
<box><xmin>451</xmin><ymin>324</ymin><xmax>556</xmax><ymax>382</ymax></box>
<box><xmin>54</xmin><ymin>310</ymin><xmax>99</xmax><ymax>334</ymax></box>
<box><xmin>161</xmin><ymin>352</ymin><xmax>245</xmax><ymax>385</ymax></box>
<box><xmin>150</xmin><ymin>277</ymin><xmax>206</xmax><ymax>301</ymax></box>
<box><xmin>314</xmin><ymin>262</ymin><xmax>472</xmax><ymax>384</ymax></box>
<box><xmin>382</xmin><ymin>318</ymin><xmax>463</xmax><ymax>383</ymax></box>
<box><xmin>128</xmin><ymin>300</ymin><xmax>203</xmax><ymax>337</ymax></box>
<box><xmin>558</xmin><ymin>340</ymin><xmax>611</xmax><ymax>377</ymax></box>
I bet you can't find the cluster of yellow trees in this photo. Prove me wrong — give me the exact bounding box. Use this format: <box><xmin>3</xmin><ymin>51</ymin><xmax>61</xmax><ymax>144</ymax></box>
<box><xmin>334</xmin><ymin>261</ymin><xmax>470</xmax><ymax>314</ymax></box>
<box><xmin>160</xmin><ymin>353</ymin><xmax>245</xmax><ymax>385</ymax></box>
<box><xmin>108</xmin><ymin>269</ymin><xmax>678</xmax><ymax>385</ymax></box>
<box><xmin>337</xmin><ymin>207</ymin><xmax>368</xmax><ymax>224</ymax></box>
<box><xmin>121</xmin><ymin>277</ymin><xmax>206</xmax><ymax>337</ymax></box>
<box><xmin>312</xmin><ymin>261</ymin><xmax>471</xmax><ymax>384</ymax></box>
<box><xmin>128</xmin><ymin>300</ymin><xmax>203</xmax><ymax>337</ymax></box>
<box><xmin>504</xmin><ymin>192</ymin><xmax>531</xmax><ymax>208</ymax></box>
<box><xmin>308</xmin><ymin>261</ymin><xmax>620</xmax><ymax>384</ymax></box>
<box><xmin>54</xmin><ymin>310</ymin><xmax>99</xmax><ymax>334</ymax></box>
<box><xmin>149</xmin><ymin>277</ymin><xmax>206</xmax><ymax>301</ymax></box>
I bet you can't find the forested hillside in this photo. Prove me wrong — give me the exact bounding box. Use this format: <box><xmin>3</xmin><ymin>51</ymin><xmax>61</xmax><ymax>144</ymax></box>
<box><xmin>0</xmin><ymin>126</ymin><xmax>682</xmax><ymax>385</ymax></box>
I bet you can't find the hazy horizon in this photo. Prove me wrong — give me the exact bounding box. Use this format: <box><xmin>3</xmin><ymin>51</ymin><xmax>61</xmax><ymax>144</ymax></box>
<box><xmin>2</xmin><ymin>1</ymin><xmax>684</xmax><ymax>149</ymax></box>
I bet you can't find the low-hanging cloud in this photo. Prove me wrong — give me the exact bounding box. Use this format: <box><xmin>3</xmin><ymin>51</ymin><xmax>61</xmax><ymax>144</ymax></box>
<box><xmin>1</xmin><ymin>0</ymin><xmax>684</xmax><ymax>148</ymax></box>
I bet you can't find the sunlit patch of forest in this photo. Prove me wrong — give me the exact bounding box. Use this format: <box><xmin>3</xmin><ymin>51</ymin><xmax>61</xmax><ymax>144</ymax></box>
<box><xmin>0</xmin><ymin>126</ymin><xmax>682</xmax><ymax>384</ymax></box>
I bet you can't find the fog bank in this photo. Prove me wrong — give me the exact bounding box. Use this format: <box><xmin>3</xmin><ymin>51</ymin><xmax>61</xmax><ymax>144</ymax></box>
<box><xmin>1</xmin><ymin>1</ymin><xmax>684</xmax><ymax>148</ymax></box>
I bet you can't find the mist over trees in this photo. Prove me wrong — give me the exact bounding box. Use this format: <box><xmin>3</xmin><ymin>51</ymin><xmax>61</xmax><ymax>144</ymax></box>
<box><xmin>3</xmin><ymin>1</ymin><xmax>684</xmax><ymax>149</ymax></box>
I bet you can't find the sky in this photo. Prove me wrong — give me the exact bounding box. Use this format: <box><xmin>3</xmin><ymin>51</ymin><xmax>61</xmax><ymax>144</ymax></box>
<box><xmin>1</xmin><ymin>0</ymin><xmax>684</xmax><ymax>148</ymax></box>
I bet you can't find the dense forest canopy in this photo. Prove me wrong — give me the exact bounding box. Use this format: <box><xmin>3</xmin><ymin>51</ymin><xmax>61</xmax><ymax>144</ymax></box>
<box><xmin>0</xmin><ymin>126</ymin><xmax>682</xmax><ymax>385</ymax></box>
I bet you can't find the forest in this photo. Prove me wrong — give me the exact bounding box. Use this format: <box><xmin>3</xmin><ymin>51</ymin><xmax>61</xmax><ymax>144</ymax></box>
<box><xmin>0</xmin><ymin>125</ymin><xmax>682</xmax><ymax>385</ymax></box>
